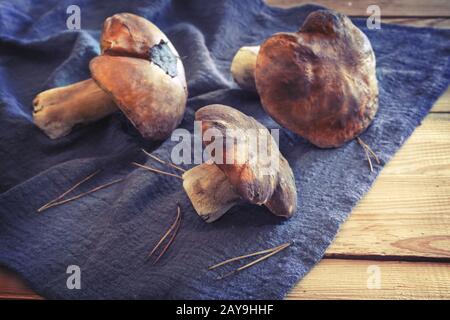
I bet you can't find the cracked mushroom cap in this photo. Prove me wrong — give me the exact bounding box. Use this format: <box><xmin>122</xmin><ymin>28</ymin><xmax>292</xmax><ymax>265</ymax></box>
<box><xmin>91</xmin><ymin>13</ymin><xmax>187</xmax><ymax>140</ymax></box>
<box><xmin>255</xmin><ymin>10</ymin><xmax>378</xmax><ymax>148</ymax></box>
<box><xmin>196</xmin><ymin>104</ymin><xmax>297</xmax><ymax>218</ymax></box>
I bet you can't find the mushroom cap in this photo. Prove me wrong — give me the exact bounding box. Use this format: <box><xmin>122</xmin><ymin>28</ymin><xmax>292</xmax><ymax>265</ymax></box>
<box><xmin>90</xmin><ymin>55</ymin><xmax>187</xmax><ymax>140</ymax></box>
<box><xmin>92</xmin><ymin>13</ymin><xmax>187</xmax><ymax>140</ymax></box>
<box><xmin>100</xmin><ymin>13</ymin><xmax>186</xmax><ymax>84</ymax></box>
<box><xmin>196</xmin><ymin>104</ymin><xmax>297</xmax><ymax>218</ymax></box>
<box><xmin>101</xmin><ymin>13</ymin><xmax>164</xmax><ymax>58</ymax></box>
<box><xmin>255</xmin><ymin>10</ymin><xmax>378</xmax><ymax>148</ymax></box>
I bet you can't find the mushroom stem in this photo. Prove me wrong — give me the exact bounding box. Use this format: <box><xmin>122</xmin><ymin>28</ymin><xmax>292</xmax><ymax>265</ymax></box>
<box><xmin>33</xmin><ymin>78</ymin><xmax>117</xmax><ymax>139</ymax></box>
<box><xmin>182</xmin><ymin>163</ymin><xmax>242</xmax><ymax>223</ymax></box>
<box><xmin>230</xmin><ymin>45</ymin><xmax>260</xmax><ymax>92</ymax></box>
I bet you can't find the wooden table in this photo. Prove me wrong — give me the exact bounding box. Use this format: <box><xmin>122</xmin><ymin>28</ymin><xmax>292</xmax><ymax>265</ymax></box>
<box><xmin>1</xmin><ymin>0</ymin><xmax>449</xmax><ymax>300</ymax></box>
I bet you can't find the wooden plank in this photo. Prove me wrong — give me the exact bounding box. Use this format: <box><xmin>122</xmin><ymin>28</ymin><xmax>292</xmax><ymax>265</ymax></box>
<box><xmin>381</xmin><ymin>113</ymin><xmax>450</xmax><ymax>176</ymax></box>
<box><xmin>287</xmin><ymin>259</ymin><xmax>450</xmax><ymax>299</ymax></box>
<box><xmin>432</xmin><ymin>88</ymin><xmax>450</xmax><ymax>112</ymax></box>
<box><xmin>327</xmin><ymin>176</ymin><xmax>450</xmax><ymax>259</ymax></box>
<box><xmin>266</xmin><ymin>0</ymin><xmax>450</xmax><ymax>17</ymax></box>
<box><xmin>326</xmin><ymin>114</ymin><xmax>450</xmax><ymax>259</ymax></box>
<box><xmin>0</xmin><ymin>267</ymin><xmax>42</xmax><ymax>300</ymax></box>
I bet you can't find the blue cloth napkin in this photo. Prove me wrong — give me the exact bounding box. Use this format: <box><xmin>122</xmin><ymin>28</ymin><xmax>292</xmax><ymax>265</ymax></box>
<box><xmin>0</xmin><ymin>0</ymin><xmax>449</xmax><ymax>299</ymax></box>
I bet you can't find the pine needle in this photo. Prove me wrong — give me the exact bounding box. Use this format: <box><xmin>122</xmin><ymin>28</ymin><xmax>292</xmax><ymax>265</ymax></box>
<box><xmin>147</xmin><ymin>205</ymin><xmax>182</xmax><ymax>264</ymax></box>
<box><xmin>212</xmin><ymin>242</ymin><xmax>292</xmax><ymax>280</ymax></box>
<box><xmin>132</xmin><ymin>162</ymin><xmax>183</xmax><ymax>180</ymax></box>
<box><xmin>141</xmin><ymin>149</ymin><xmax>186</xmax><ymax>173</ymax></box>
<box><xmin>358</xmin><ymin>139</ymin><xmax>374</xmax><ymax>173</ymax></box>
<box><xmin>358</xmin><ymin>138</ymin><xmax>381</xmax><ymax>165</ymax></box>
<box><xmin>357</xmin><ymin>137</ymin><xmax>380</xmax><ymax>173</ymax></box>
<box><xmin>153</xmin><ymin>210</ymin><xmax>182</xmax><ymax>264</ymax></box>
<box><xmin>38</xmin><ymin>178</ymin><xmax>124</xmax><ymax>213</ymax></box>
<box><xmin>148</xmin><ymin>206</ymin><xmax>181</xmax><ymax>259</ymax></box>
<box><xmin>37</xmin><ymin>170</ymin><xmax>101</xmax><ymax>212</ymax></box>
<box><xmin>208</xmin><ymin>242</ymin><xmax>290</xmax><ymax>270</ymax></box>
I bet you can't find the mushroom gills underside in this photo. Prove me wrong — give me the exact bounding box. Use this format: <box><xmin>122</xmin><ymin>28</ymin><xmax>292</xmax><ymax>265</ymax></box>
<box><xmin>182</xmin><ymin>163</ymin><xmax>242</xmax><ymax>223</ymax></box>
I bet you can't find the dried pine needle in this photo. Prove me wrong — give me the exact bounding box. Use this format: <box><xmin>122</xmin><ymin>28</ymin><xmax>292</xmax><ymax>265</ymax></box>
<box><xmin>208</xmin><ymin>242</ymin><xmax>290</xmax><ymax>270</ymax></box>
<box><xmin>141</xmin><ymin>149</ymin><xmax>166</xmax><ymax>165</ymax></box>
<box><xmin>148</xmin><ymin>205</ymin><xmax>182</xmax><ymax>264</ymax></box>
<box><xmin>38</xmin><ymin>178</ymin><xmax>124</xmax><ymax>213</ymax></box>
<box><xmin>359</xmin><ymin>139</ymin><xmax>374</xmax><ymax>173</ymax></box>
<box><xmin>141</xmin><ymin>149</ymin><xmax>186</xmax><ymax>173</ymax></box>
<box><xmin>37</xmin><ymin>169</ymin><xmax>101</xmax><ymax>212</ymax></box>
<box><xmin>357</xmin><ymin>137</ymin><xmax>380</xmax><ymax>173</ymax></box>
<box><xmin>132</xmin><ymin>162</ymin><xmax>183</xmax><ymax>180</ymax></box>
<box><xmin>358</xmin><ymin>138</ymin><xmax>380</xmax><ymax>165</ymax></box>
<box><xmin>210</xmin><ymin>242</ymin><xmax>292</xmax><ymax>280</ymax></box>
<box><xmin>148</xmin><ymin>206</ymin><xmax>181</xmax><ymax>258</ymax></box>
<box><xmin>153</xmin><ymin>212</ymin><xmax>182</xmax><ymax>264</ymax></box>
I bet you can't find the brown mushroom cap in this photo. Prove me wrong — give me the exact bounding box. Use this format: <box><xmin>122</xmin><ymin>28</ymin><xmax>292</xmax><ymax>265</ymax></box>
<box><xmin>196</xmin><ymin>104</ymin><xmax>297</xmax><ymax>217</ymax></box>
<box><xmin>264</xmin><ymin>156</ymin><xmax>298</xmax><ymax>218</ymax></box>
<box><xmin>91</xmin><ymin>13</ymin><xmax>187</xmax><ymax>140</ymax></box>
<box><xmin>90</xmin><ymin>55</ymin><xmax>186</xmax><ymax>140</ymax></box>
<box><xmin>255</xmin><ymin>10</ymin><xmax>378</xmax><ymax>148</ymax></box>
<box><xmin>101</xmin><ymin>13</ymin><xmax>165</xmax><ymax>58</ymax></box>
<box><xmin>100</xmin><ymin>13</ymin><xmax>187</xmax><ymax>88</ymax></box>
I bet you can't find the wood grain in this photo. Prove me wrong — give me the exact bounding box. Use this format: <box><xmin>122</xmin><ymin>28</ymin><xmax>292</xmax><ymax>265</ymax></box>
<box><xmin>0</xmin><ymin>267</ymin><xmax>42</xmax><ymax>300</ymax></box>
<box><xmin>287</xmin><ymin>259</ymin><xmax>450</xmax><ymax>299</ymax></box>
<box><xmin>432</xmin><ymin>88</ymin><xmax>450</xmax><ymax>112</ymax></box>
<box><xmin>266</xmin><ymin>0</ymin><xmax>450</xmax><ymax>17</ymax></box>
<box><xmin>327</xmin><ymin>176</ymin><xmax>450</xmax><ymax>259</ymax></box>
<box><xmin>382</xmin><ymin>113</ymin><xmax>450</xmax><ymax>175</ymax></box>
<box><xmin>328</xmin><ymin>176</ymin><xmax>450</xmax><ymax>254</ymax></box>
<box><xmin>326</xmin><ymin>114</ymin><xmax>450</xmax><ymax>259</ymax></box>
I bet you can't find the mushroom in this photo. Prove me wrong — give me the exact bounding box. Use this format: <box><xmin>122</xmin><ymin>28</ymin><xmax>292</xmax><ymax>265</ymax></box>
<box><xmin>33</xmin><ymin>13</ymin><xmax>187</xmax><ymax>140</ymax></box>
<box><xmin>230</xmin><ymin>46</ymin><xmax>259</xmax><ymax>92</ymax></box>
<box><xmin>182</xmin><ymin>104</ymin><xmax>297</xmax><ymax>223</ymax></box>
<box><xmin>230</xmin><ymin>10</ymin><xmax>378</xmax><ymax>148</ymax></box>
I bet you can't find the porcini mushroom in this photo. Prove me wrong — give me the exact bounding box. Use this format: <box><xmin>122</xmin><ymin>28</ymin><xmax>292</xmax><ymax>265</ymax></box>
<box><xmin>182</xmin><ymin>104</ymin><xmax>297</xmax><ymax>223</ymax></box>
<box><xmin>230</xmin><ymin>10</ymin><xmax>379</xmax><ymax>148</ymax></box>
<box><xmin>33</xmin><ymin>13</ymin><xmax>187</xmax><ymax>140</ymax></box>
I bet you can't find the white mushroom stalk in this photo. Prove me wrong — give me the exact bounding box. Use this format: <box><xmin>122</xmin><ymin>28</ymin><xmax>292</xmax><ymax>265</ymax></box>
<box><xmin>230</xmin><ymin>45</ymin><xmax>260</xmax><ymax>92</ymax></box>
<box><xmin>182</xmin><ymin>163</ymin><xmax>242</xmax><ymax>223</ymax></box>
<box><xmin>33</xmin><ymin>79</ymin><xmax>117</xmax><ymax>139</ymax></box>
